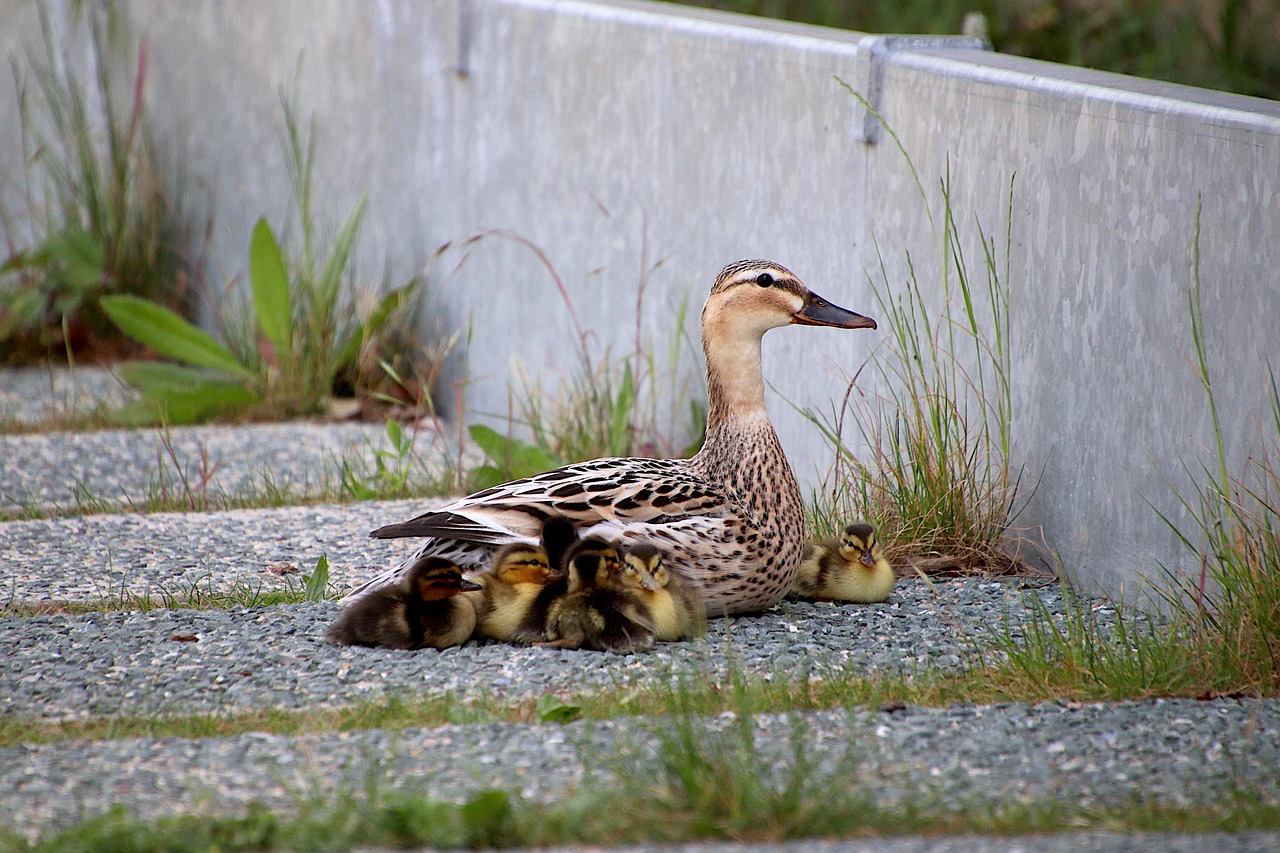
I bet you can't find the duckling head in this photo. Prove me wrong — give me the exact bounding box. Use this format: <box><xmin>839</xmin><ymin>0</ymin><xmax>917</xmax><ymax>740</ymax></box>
<box><xmin>702</xmin><ymin>260</ymin><xmax>876</xmax><ymax>344</ymax></box>
<box><xmin>410</xmin><ymin>556</ymin><xmax>483</xmax><ymax>601</ymax></box>
<box><xmin>838</xmin><ymin>522</ymin><xmax>882</xmax><ymax>569</ymax></box>
<box><xmin>566</xmin><ymin>536</ymin><xmax>622</xmax><ymax>590</ymax></box>
<box><xmin>623</xmin><ymin>542</ymin><xmax>666</xmax><ymax>590</ymax></box>
<box><xmin>491</xmin><ymin>543</ymin><xmax>554</xmax><ymax>585</ymax></box>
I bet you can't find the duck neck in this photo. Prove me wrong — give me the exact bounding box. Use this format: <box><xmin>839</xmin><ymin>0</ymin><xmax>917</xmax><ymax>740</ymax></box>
<box><xmin>694</xmin><ymin>330</ymin><xmax>775</xmax><ymax>475</ymax></box>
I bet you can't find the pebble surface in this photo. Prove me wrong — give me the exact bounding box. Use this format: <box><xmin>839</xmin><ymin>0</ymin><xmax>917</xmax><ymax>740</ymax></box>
<box><xmin>0</xmin><ymin>420</ymin><xmax>448</xmax><ymax>514</ymax></box>
<box><xmin>0</xmin><ymin>578</ymin><xmax>1063</xmax><ymax>719</ymax></box>
<box><xmin>1</xmin><ymin>378</ymin><xmax>1276</xmax><ymax>848</ymax></box>
<box><xmin>1</xmin><ymin>697</ymin><xmax>1275</xmax><ymax>842</ymax></box>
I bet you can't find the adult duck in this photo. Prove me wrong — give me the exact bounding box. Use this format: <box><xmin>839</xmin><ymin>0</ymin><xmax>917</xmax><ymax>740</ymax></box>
<box><xmin>343</xmin><ymin>260</ymin><xmax>876</xmax><ymax>615</ymax></box>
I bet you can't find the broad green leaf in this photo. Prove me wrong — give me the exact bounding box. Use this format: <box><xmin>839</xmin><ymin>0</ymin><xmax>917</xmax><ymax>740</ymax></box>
<box><xmin>100</xmin><ymin>295</ymin><xmax>252</xmax><ymax>378</ymax></box>
<box><xmin>42</xmin><ymin>227</ymin><xmax>104</xmax><ymax>290</ymax></box>
<box><xmin>467</xmin><ymin>464</ymin><xmax>506</xmax><ymax>491</ymax></box>
<box><xmin>111</xmin><ymin>383</ymin><xmax>258</xmax><ymax>426</ymax></box>
<box><xmin>467</xmin><ymin>423</ymin><xmax>512</xmax><ymax>463</ymax></box>
<box><xmin>385</xmin><ymin>418</ymin><xmax>405</xmax><ymax>453</ymax></box>
<box><xmin>249</xmin><ymin>218</ymin><xmax>293</xmax><ymax>362</ymax></box>
<box><xmin>467</xmin><ymin>424</ymin><xmax>562</xmax><ymax>479</ymax></box>
<box><xmin>304</xmin><ymin>555</ymin><xmax>330</xmax><ymax>602</ymax></box>
<box><xmin>535</xmin><ymin>694</ymin><xmax>582</xmax><ymax>724</ymax></box>
<box><xmin>114</xmin><ymin>361</ymin><xmax>248</xmax><ymax>396</ymax></box>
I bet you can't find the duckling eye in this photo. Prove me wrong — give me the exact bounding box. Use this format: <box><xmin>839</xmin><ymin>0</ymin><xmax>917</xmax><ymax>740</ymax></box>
<box><xmin>755</xmin><ymin>272</ymin><xmax>774</xmax><ymax>287</ymax></box>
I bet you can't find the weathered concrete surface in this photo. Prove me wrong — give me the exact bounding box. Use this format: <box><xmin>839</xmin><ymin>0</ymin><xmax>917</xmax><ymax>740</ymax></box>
<box><xmin>2</xmin><ymin>0</ymin><xmax>1277</xmax><ymax>604</ymax></box>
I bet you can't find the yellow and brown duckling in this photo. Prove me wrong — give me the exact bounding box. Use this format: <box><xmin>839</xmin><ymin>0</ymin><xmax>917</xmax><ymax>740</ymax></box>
<box><xmin>622</xmin><ymin>542</ymin><xmax>707</xmax><ymax>642</ymax></box>
<box><xmin>544</xmin><ymin>536</ymin><xmax>654</xmax><ymax>654</ymax></box>
<box><xmin>476</xmin><ymin>516</ymin><xmax>579</xmax><ymax>644</ymax></box>
<box><xmin>326</xmin><ymin>555</ymin><xmax>481</xmax><ymax>650</ymax></box>
<box><xmin>794</xmin><ymin>522</ymin><xmax>894</xmax><ymax>603</ymax></box>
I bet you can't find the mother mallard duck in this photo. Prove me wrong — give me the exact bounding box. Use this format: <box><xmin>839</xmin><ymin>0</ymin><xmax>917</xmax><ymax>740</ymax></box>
<box><xmin>342</xmin><ymin>260</ymin><xmax>876</xmax><ymax>615</ymax></box>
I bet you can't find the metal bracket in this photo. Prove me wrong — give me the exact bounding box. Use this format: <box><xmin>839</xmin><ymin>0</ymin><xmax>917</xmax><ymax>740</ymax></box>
<box><xmin>851</xmin><ymin>35</ymin><xmax>988</xmax><ymax>144</ymax></box>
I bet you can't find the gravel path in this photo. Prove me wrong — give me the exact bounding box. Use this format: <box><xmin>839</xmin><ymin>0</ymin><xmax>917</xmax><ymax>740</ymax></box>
<box><xmin>1</xmin><ymin>579</ymin><xmax>1065</xmax><ymax>719</ymax></box>
<box><xmin>0</xmin><ymin>421</ymin><xmax>450</xmax><ymax>514</ymax></box>
<box><xmin>2</xmin><ymin>698</ymin><xmax>1275</xmax><ymax>842</ymax></box>
<box><xmin>0</xmin><ymin>499</ymin><xmax>435</xmax><ymax>602</ymax></box>
<box><xmin>0</xmin><ymin>366</ymin><xmax>135</xmax><ymax>425</ymax></box>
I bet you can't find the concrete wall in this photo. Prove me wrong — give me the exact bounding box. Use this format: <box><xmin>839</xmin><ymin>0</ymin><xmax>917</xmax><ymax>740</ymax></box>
<box><xmin>2</xmin><ymin>0</ymin><xmax>1278</xmax><ymax>603</ymax></box>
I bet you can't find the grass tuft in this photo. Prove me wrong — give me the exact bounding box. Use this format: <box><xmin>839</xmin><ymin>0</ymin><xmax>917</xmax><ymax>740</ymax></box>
<box><xmin>808</xmin><ymin>92</ymin><xmax>1024</xmax><ymax>577</ymax></box>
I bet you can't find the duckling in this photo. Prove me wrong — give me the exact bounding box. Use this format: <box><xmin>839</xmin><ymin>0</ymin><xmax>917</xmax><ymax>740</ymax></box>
<box><xmin>794</xmin><ymin>522</ymin><xmax>894</xmax><ymax>603</ymax></box>
<box><xmin>475</xmin><ymin>541</ymin><xmax>554</xmax><ymax>643</ymax></box>
<box><xmin>326</xmin><ymin>555</ymin><xmax>481</xmax><ymax>649</ymax></box>
<box><xmin>479</xmin><ymin>516</ymin><xmax>579</xmax><ymax>645</ymax></box>
<box><xmin>623</xmin><ymin>542</ymin><xmax>707</xmax><ymax>642</ymax></box>
<box><xmin>544</xmin><ymin>537</ymin><xmax>654</xmax><ymax>654</ymax></box>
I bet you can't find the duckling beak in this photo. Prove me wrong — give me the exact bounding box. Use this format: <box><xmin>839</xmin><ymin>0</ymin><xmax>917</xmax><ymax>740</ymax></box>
<box><xmin>460</xmin><ymin>578</ymin><xmax>484</xmax><ymax>592</ymax></box>
<box><xmin>639</xmin><ymin>574</ymin><xmax>659</xmax><ymax>591</ymax></box>
<box><xmin>860</xmin><ymin>550</ymin><xmax>877</xmax><ymax>568</ymax></box>
<box><xmin>792</xmin><ymin>290</ymin><xmax>877</xmax><ymax>330</ymax></box>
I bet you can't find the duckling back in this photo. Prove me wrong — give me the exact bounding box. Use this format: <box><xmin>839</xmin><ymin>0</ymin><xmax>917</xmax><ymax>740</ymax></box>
<box><xmin>327</xmin><ymin>556</ymin><xmax>480</xmax><ymax>649</ymax></box>
<box><xmin>546</xmin><ymin>537</ymin><xmax>654</xmax><ymax>654</ymax></box>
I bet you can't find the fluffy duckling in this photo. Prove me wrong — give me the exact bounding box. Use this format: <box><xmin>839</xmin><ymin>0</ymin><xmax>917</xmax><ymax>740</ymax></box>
<box><xmin>326</xmin><ymin>556</ymin><xmax>481</xmax><ymax>649</ymax></box>
<box><xmin>479</xmin><ymin>516</ymin><xmax>579</xmax><ymax>645</ymax></box>
<box><xmin>623</xmin><ymin>542</ymin><xmax>708</xmax><ymax>642</ymax></box>
<box><xmin>794</xmin><ymin>522</ymin><xmax>894</xmax><ymax>603</ymax></box>
<box><xmin>476</xmin><ymin>541</ymin><xmax>555</xmax><ymax>643</ymax></box>
<box><xmin>545</xmin><ymin>537</ymin><xmax>654</xmax><ymax>654</ymax></box>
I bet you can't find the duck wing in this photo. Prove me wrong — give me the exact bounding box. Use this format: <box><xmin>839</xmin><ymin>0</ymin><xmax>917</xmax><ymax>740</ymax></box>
<box><xmin>344</xmin><ymin>457</ymin><xmax>743</xmax><ymax>606</ymax></box>
<box><xmin>370</xmin><ymin>457</ymin><xmax>729</xmax><ymax>543</ymax></box>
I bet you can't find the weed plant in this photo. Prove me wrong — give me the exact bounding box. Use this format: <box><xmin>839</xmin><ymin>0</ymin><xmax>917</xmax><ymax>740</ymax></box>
<box><xmin>1</xmin><ymin>0</ymin><xmax>195</xmax><ymax>364</ymax></box>
<box><xmin>807</xmin><ymin>84</ymin><xmax>1020</xmax><ymax>575</ymax></box>
<box><xmin>987</xmin><ymin>206</ymin><xmax>1280</xmax><ymax>700</ymax></box>
<box><xmin>1151</xmin><ymin>206</ymin><xmax>1280</xmax><ymax>694</ymax></box>
<box><xmin>430</xmin><ymin>232</ymin><xmax>703</xmax><ymax>488</ymax></box>
<box><xmin>99</xmin><ymin>89</ymin><xmax>426</xmax><ymax>425</ymax></box>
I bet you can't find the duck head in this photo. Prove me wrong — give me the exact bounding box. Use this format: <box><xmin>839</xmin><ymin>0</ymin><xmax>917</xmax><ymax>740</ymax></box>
<box><xmin>701</xmin><ymin>260</ymin><xmax>876</xmax><ymax>340</ymax></box>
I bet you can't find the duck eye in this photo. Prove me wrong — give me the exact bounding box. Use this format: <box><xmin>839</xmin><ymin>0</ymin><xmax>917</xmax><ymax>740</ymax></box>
<box><xmin>755</xmin><ymin>273</ymin><xmax>774</xmax><ymax>287</ymax></box>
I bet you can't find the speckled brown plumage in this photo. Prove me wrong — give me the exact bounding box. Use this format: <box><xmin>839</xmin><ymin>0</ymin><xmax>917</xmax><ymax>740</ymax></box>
<box><xmin>344</xmin><ymin>261</ymin><xmax>875</xmax><ymax>616</ymax></box>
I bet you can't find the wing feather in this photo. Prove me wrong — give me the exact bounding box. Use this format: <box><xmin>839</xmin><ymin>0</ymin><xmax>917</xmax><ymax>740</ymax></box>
<box><xmin>343</xmin><ymin>456</ymin><xmax>746</xmax><ymax>606</ymax></box>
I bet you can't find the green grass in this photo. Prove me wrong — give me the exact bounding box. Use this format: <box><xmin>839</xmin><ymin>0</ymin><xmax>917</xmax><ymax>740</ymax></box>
<box><xmin>440</xmin><ymin>231</ymin><xmax>703</xmax><ymax>491</ymax></box>
<box><xmin>2</xmin><ymin>684</ymin><xmax>1276</xmax><ymax>851</ymax></box>
<box><xmin>676</xmin><ymin>0</ymin><xmax>1280</xmax><ymax>100</ymax></box>
<box><xmin>4</xmin><ymin>786</ymin><xmax>1276</xmax><ymax>853</ymax></box>
<box><xmin>0</xmin><ymin>556</ymin><xmax>341</xmax><ymax>620</ymax></box>
<box><xmin>1146</xmin><ymin>204</ymin><xmax>1280</xmax><ymax>696</ymax></box>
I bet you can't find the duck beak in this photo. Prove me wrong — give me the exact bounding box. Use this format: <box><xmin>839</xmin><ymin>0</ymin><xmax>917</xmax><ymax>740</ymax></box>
<box><xmin>460</xmin><ymin>578</ymin><xmax>484</xmax><ymax>592</ymax></box>
<box><xmin>860</xmin><ymin>550</ymin><xmax>876</xmax><ymax>568</ymax></box>
<box><xmin>793</xmin><ymin>290</ymin><xmax>877</xmax><ymax>330</ymax></box>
